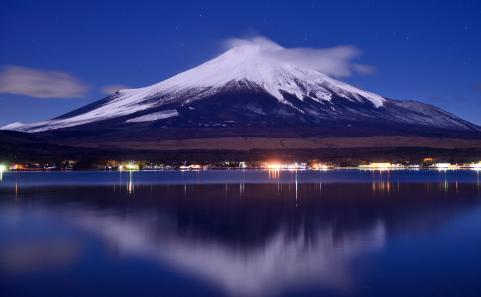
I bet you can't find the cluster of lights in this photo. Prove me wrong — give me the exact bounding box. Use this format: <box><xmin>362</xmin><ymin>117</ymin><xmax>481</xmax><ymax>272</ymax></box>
<box><xmin>266</xmin><ymin>163</ymin><xmax>307</xmax><ymax>170</ymax></box>
<box><xmin>359</xmin><ymin>163</ymin><xmax>392</xmax><ymax>168</ymax></box>
<box><xmin>267</xmin><ymin>164</ymin><xmax>281</xmax><ymax>169</ymax></box>
<box><xmin>358</xmin><ymin>162</ymin><xmax>481</xmax><ymax>170</ymax></box>
<box><xmin>118</xmin><ymin>164</ymin><xmax>139</xmax><ymax>171</ymax></box>
<box><xmin>0</xmin><ymin>165</ymin><xmax>5</xmax><ymax>172</ymax></box>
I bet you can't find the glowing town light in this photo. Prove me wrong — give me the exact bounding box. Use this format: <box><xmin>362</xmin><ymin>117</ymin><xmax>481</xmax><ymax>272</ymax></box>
<box><xmin>267</xmin><ymin>164</ymin><xmax>281</xmax><ymax>170</ymax></box>
<box><xmin>0</xmin><ymin>165</ymin><xmax>5</xmax><ymax>172</ymax></box>
<box><xmin>126</xmin><ymin>164</ymin><xmax>138</xmax><ymax>170</ymax></box>
<box><xmin>473</xmin><ymin>163</ymin><xmax>481</xmax><ymax>168</ymax></box>
<box><xmin>359</xmin><ymin>163</ymin><xmax>392</xmax><ymax>168</ymax></box>
<box><xmin>371</xmin><ymin>163</ymin><xmax>392</xmax><ymax>168</ymax></box>
<box><xmin>436</xmin><ymin>163</ymin><xmax>451</xmax><ymax>168</ymax></box>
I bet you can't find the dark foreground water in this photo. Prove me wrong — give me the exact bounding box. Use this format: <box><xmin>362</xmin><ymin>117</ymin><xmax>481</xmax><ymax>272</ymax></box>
<box><xmin>0</xmin><ymin>170</ymin><xmax>480</xmax><ymax>297</ymax></box>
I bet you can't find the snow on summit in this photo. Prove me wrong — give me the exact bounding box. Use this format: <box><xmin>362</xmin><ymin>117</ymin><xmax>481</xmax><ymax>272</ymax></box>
<box><xmin>153</xmin><ymin>45</ymin><xmax>385</xmax><ymax>107</ymax></box>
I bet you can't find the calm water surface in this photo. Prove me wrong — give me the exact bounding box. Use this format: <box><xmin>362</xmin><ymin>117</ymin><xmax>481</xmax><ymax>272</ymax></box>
<box><xmin>0</xmin><ymin>170</ymin><xmax>480</xmax><ymax>297</ymax></box>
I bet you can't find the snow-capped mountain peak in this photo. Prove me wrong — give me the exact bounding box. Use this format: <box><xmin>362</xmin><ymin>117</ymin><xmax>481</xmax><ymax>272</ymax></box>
<box><xmin>152</xmin><ymin>45</ymin><xmax>385</xmax><ymax>107</ymax></box>
<box><xmin>1</xmin><ymin>45</ymin><xmax>479</xmax><ymax>134</ymax></box>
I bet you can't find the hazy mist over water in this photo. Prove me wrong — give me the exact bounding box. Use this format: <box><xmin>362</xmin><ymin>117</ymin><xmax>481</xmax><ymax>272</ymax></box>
<box><xmin>1</xmin><ymin>170</ymin><xmax>481</xmax><ymax>297</ymax></box>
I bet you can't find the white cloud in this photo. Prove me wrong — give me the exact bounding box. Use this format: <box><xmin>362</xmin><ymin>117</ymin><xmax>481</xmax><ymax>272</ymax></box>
<box><xmin>100</xmin><ymin>84</ymin><xmax>129</xmax><ymax>95</ymax></box>
<box><xmin>0</xmin><ymin>65</ymin><xmax>89</xmax><ymax>98</ymax></box>
<box><xmin>350</xmin><ymin>63</ymin><xmax>377</xmax><ymax>75</ymax></box>
<box><xmin>225</xmin><ymin>36</ymin><xmax>375</xmax><ymax>77</ymax></box>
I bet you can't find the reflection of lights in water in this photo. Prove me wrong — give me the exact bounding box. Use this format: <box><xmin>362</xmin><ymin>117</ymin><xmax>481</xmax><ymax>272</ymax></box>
<box><xmin>295</xmin><ymin>170</ymin><xmax>298</xmax><ymax>203</ymax></box>
<box><xmin>319</xmin><ymin>171</ymin><xmax>322</xmax><ymax>195</ymax></box>
<box><xmin>128</xmin><ymin>171</ymin><xmax>133</xmax><ymax>195</ymax></box>
<box><xmin>268</xmin><ymin>169</ymin><xmax>280</xmax><ymax>180</ymax></box>
<box><xmin>444</xmin><ymin>171</ymin><xmax>448</xmax><ymax>192</ymax></box>
<box><xmin>119</xmin><ymin>170</ymin><xmax>122</xmax><ymax>193</ymax></box>
<box><xmin>242</xmin><ymin>171</ymin><xmax>245</xmax><ymax>198</ymax></box>
<box><xmin>371</xmin><ymin>180</ymin><xmax>393</xmax><ymax>194</ymax></box>
<box><xmin>15</xmin><ymin>172</ymin><xmax>18</xmax><ymax>199</ymax></box>
<box><xmin>456</xmin><ymin>171</ymin><xmax>458</xmax><ymax>194</ymax></box>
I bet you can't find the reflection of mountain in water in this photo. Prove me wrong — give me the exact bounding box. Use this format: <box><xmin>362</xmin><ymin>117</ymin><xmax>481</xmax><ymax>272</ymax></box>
<box><xmin>1</xmin><ymin>181</ymin><xmax>480</xmax><ymax>297</ymax></box>
<box><xmin>74</xmin><ymin>208</ymin><xmax>384</xmax><ymax>296</ymax></box>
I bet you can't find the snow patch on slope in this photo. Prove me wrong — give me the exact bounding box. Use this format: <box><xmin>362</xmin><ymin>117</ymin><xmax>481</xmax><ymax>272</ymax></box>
<box><xmin>127</xmin><ymin>109</ymin><xmax>178</xmax><ymax>123</ymax></box>
<box><xmin>0</xmin><ymin>122</ymin><xmax>25</xmax><ymax>130</ymax></box>
<box><xmin>0</xmin><ymin>89</ymin><xmax>157</xmax><ymax>132</ymax></box>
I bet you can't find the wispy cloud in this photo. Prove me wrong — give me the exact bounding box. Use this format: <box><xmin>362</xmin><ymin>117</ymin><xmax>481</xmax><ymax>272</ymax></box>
<box><xmin>454</xmin><ymin>97</ymin><xmax>466</xmax><ymax>102</ymax></box>
<box><xmin>471</xmin><ymin>83</ymin><xmax>481</xmax><ymax>90</ymax></box>
<box><xmin>100</xmin><ymin>84</ymin><xmax>129</xmax><ymax>95</ymax></box>
<box><xmin>225</xmin><ymin>36</ymin><xmax>375</xmax><ymax>77</ymax></box>
<box><xmin>0</xmin><ymin>66</ymin><xmax>89</xmax><ymax>98</ymax></box>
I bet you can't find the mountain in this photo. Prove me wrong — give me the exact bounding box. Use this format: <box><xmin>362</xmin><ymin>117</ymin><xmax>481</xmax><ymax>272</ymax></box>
<box><xmin>2</xmin><ymin>45</ymin><xmax>480</xmax><ymax>138</ymax></box>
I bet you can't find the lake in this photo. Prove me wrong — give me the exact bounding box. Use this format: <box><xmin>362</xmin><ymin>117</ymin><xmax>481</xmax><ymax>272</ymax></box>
<box><xmin>1</xmin><ymin>170</ymin><xmax>481</xmax><ymax>297</ymax></box>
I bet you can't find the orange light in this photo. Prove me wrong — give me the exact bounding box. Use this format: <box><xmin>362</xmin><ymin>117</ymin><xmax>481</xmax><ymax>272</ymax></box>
<box><xmin>267</xmin><ymin>164</ymin><xmax>281</xmax><ymax>169</ymax></box>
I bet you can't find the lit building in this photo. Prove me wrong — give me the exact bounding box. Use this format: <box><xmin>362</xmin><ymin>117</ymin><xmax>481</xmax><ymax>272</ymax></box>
<box><xmin>423</xmin><ymin>158</ymin><xmax>437</xmax><ymax>164</ymax></box>
<box><xmin>359</xmin><ymin>163</ymin><xmax>392</xmax><ymax>168</ymax></box>
<box><xmin>435</xmin><ymin>163</ymin><xmax>451</xmax><ymax>169</ymax></box>
<box><xmin>9</xmin><ymin>164</ymin><xmax>26</xmax><ymax>170</ymax></box>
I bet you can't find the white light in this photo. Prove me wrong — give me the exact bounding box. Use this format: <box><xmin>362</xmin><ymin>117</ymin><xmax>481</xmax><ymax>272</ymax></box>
<box><xmin>0</xmin><ymin>165</ymin><xmax>5</xmax><ymax>172</ymax></box>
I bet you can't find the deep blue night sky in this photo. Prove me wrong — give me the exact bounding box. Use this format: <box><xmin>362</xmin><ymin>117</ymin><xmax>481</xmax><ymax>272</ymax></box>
<box><xmin>1</xmin><ymin>0</ymin><xmax>480</xmax><ymax>127</ymax></box>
